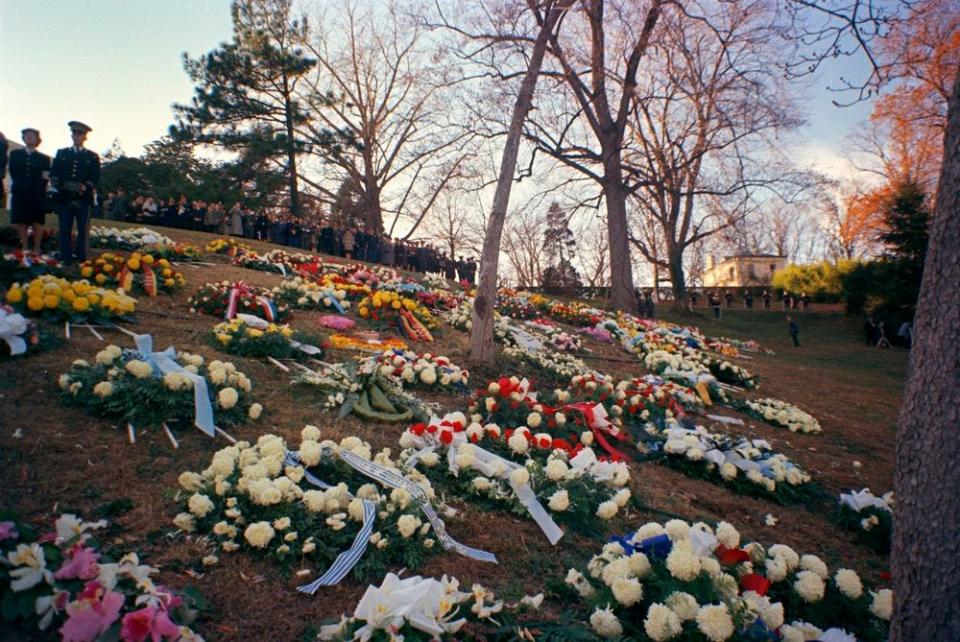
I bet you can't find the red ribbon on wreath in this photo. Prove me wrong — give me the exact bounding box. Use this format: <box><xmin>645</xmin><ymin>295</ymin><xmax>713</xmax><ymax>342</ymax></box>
<box><xmin>563</xmin><ymin>401</ymin><xmax>629</xmax><ymax>462</ymax></box>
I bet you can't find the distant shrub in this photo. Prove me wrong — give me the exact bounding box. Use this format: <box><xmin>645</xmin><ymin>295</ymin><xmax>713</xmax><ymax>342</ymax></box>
<box><xmin>771</xmin><ymin>261</ymin><xmax>857</xmax><ymax>302</ymax></box>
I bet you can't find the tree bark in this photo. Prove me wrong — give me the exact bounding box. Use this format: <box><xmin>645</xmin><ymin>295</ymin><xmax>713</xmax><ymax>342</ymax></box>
<box><xmin>470</xmin><ymin>2</ymin><xmax>566</xmax><ymax>367</ymax></box>
<box><xmin>667</xmin><ymin>241</ymin><xmax>687</xmax><ymax>308</ymax></box>
<box><xmin>890</xmin><ymin>68</ymin><xmax>960</xmax><ymax>641</ymax></box>
<box><xmin>603</xmin><ymin>148</ymin><xmax>637</xmax><ymax>311</ymax></box>
<box><xmin>282</xmin><ymin>72</ymin><xmax>301</xmax><ymax>217</ymax></box>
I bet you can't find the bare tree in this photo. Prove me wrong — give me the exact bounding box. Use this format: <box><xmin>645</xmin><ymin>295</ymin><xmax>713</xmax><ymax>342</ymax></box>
<box><xmin>576</xmin><ymin>216</ymin><xmax>610</xmax><ymax>288</ymax></box>
<box><xmin>623</xmin><ymin>0</ymin><xmax>803</xmax><ymax>305</ymax></box>
<box><xmin>300</xmin><ymin>1</ymin><xmax>473</xmax><ymax>235</ymax></box>
<box><xmin>468</xmin><ymin>0</ymin><xmax>572</xmax><ymax>365</ymax></box>
<box><xmin>501</xmin><ymin>205</ymin><xmax>547</xmax><ymax>287</ymax></box>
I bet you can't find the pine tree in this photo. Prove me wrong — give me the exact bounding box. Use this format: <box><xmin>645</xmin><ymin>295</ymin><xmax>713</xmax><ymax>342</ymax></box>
<box><xmin>878</xmin><ymin>180</ymin><xmax>931</xmax><ymax>314</ymax></box>
<box><xmin>171</xmin><ymin>0</ymin><xmax>340</xmax><ymax>216</ymax></box>
<box><xmin>541</xmin><ymin>202</ymin><xmax>581</xmax><ymax>290</ymax></box>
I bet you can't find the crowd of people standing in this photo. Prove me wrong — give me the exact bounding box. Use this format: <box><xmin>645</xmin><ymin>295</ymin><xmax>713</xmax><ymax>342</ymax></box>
<box><xmin>98</xmin><ymin>190</ymin><xmax>479</xmax><ymax>284</ymax></box>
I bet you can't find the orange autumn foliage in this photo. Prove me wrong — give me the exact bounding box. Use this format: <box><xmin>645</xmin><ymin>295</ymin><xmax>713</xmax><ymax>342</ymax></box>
<box><xmin>870</xmin><ymin>0</ymin><xmax>960</xmax><ymax>194</ymax></box>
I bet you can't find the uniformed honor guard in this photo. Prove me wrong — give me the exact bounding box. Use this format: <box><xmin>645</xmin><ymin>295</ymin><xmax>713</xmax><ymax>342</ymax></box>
<box><xmin>50</xmin><ymin>121</ymin><xmax>100</xmax><ymax>264</ymax></box>
<box><xmin>8</xmin><ymin>128</ymin><xmax>52</xmax><ymax>254</ymax></box>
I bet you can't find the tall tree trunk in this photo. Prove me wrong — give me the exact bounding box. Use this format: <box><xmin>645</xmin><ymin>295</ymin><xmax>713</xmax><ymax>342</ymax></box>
<box><xmin>667</xmin><ymin>242</ymin><xmax>687</xmax><ymax>308</ymax></box>
<box><xmin>282</xmin><ymin>74</ymin><xmax>300</xmax><ymax>217</ymax></box>
<box><xmin>603</xmin><ymin>149</ymin><xmax>636</xmax><ymax>311</ymax></box>
<box><xmin>890</xmin><ymin>68</ymin><xmax>960</xmax><ymax>641</ymax></box>
<box><xmin>470</xmin><ymin>2</ymin><xmax>566</xmax><ymax>366</ymax></box>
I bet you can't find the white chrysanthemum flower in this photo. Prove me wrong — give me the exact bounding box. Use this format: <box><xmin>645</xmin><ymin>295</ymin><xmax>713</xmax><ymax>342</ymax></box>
<box><xmin>548</xmin><ymin>490</ymin><xmax>570</xmax><ymax>512</ymax></box>
<box><xmin>299</xmin><ymin>440</ymin><xmax>322</xmax><ymax>466</ymax></box>
<box><xmin>545</xmin><ymin>459</ymin><xmax>569</xmax><ymax>481</ymax></box>
<box><xmin>397</xmin><ymin>514</ymin><xmax>421</xmax><ymax>538</ymax></box>
<box><xmin>765</xmin><ymin>556</ymin><xmax>789</xmax><ymax>583</ymax></box>
<box><xmin>611</xmin><ymin>576</ymin><xmax>643</xmax><ymax>606</ymax></box>
<box><xmin>596</xmin><ymin>500</ymin><xmax>618</xmax><ymax>520</ymax></box>
<box><xmin>715</xmin><ymin>522</ymin><xmax>740</xmax><ymax>548</ymax></box>
<box><xmin>664</xmin><ymin>519</ymin><xmax>691</xmax><ymax>541</ymax></box>
<box><xmin>768</xmin><ymin>544</ymin><xmax>800</xmax><ymax>571</ymax></box>
<box><xmin>589</xmin><ymin>605</ymin><xmax>623</xmax><ymax>638</ymax></box>
<box><xmin>509</xmin><ymin>467</ymin><xmax>530</xmax><ymax>487</ymax></box>
<box><xmin>178</xmin><ymin>471</ymin><xmax>204</xmax><ymax>492</ymax></box>
<box><xmin>870</xmin><ymin>588</ymin><xmax>892</xmax><ymax>620</ymax></box>
<box><xmin>794</xmin><ymin>570</ymin><xmax>826</xmax><ymax>603</ymax></box>
<box><xmin>507</xmin><ymin>432</ymin><xmax>529</xmax><ymax>454</ymax></box>
<box><xmin>666</xmin><ymin>542</ymin><xmax>701</xmax><ymax>581</ymax></box>
<box><xmin>172</xmin><ymin>512</ymin><xmax>196</xmax><ymax>532</ymax></box>
<box><xmin>834</xmin><ymin>568</ymin><xmax>863</xmax><ymax>599</ymax></box>
<box><xmin>217</xmin><ymin>387</ymin><xmax>239</xmax><ymax>409</ymax></box>
<box><xmin>665</xmin><ymin>591</ymin><xmax>699</xmax><ymax>621</ymax></box>
<box><xmin>188</xmin><ymin>493</ymin><xmax>214</xmax><ymax>518</ymax></box>
<box><xmin>93</xmin><ymin>381</ymin><xmax>114</xmax><ymax>398</ymax></box>
<box><xmin>644</xmin><ymin>603</ymin><xmax>683</xmax><ymax>641</ymax></box>
<box><xmin>799</xmin><ymin>554</ymin><xmax>828</xmax><ymax>579</ymax></box>
<box><xmin>696</xmin><ymin>604</ymin><xmax>735</xmax><ymax>641</ymax></box>
<box><xmin>248</xmin><ymin>403</ymin><xmax>263</xmax><ymax>419</ymax></box>
<box><xmin>244</xmin><ymin>521</ymin><xmax>275</xmax><ymax>548</ymax></box>
<box><xmin>301</xmin><ymin>425</ymin><xmax>321</xmax><ymax>441</ymax></box>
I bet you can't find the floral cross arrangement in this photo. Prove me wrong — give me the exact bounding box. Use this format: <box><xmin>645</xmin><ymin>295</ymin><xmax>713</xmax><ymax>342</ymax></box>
<box><xmin>562</xmin><ymin>518</ymin><xmax>891</xmax><ymax>641</ymax></box>
<box><xmin>79</xmin><ymin>251</ymin><xmax>186</xmax><ymax>297</ymax></box>
<box><xmin>0</xmin><ymin>513</ymin><xmax>204</xmax><ymax>641</ymax></box>
<box><xmin>6</xmin><ymin>275</ymin><xmax>137</xmax><ymax>322</ymax></box>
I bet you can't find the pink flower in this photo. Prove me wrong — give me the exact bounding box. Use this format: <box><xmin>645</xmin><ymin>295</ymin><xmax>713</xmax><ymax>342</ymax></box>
<box><xmin>120</xmin><ymin>605</ymin><xmax>181</xmax><ymax>642</ymax></box>
<box><xmin>61</xmin><ymin>581</ymin><xmax>125</xmax><ymax>642</ymax></box>
<box><xmin>318</xmin><ymin>315</ymin><xmax>354</xmax><ymax>330</ymax></box>
<box><xmin>54</xmin><ymin>544</ymin><xmax>101</xmax><ymax>581</ymax></box>
<box><xmin>0</xmin><ymin>520</ymin><xmax>17</xmax><ymax>541</ymax></box>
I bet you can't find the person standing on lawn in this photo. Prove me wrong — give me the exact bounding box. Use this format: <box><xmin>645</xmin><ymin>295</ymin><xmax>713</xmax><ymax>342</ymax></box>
<box><xmin>50</xmin><ymin>121</ymin><xmax>100</xmax><ymax>264</ymax></box>
<box><xmin>787</xmin><ymin>315</ymin><xmax>800</xmax><ymax>347</ymax></box>
<box><xmin>8</xmin><ymin>128</ymin><xmax>51</xmax><ymax>255</ymax></box>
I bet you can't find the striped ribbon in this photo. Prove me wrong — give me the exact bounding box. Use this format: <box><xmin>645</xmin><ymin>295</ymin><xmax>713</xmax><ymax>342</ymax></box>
<box><xmin>285</xmin><ymin>446</ymin><xmax>496</xmax><ymax>589</ymax></box>
<box><xmin>133</xmin><ymin>334</ymin><xmax>217</xmax><ymax>437</ymax></box>
<box><xmin>336</xmin><ymin>448</ymin><xmax>497</xmax><ymax>564</ymax></box>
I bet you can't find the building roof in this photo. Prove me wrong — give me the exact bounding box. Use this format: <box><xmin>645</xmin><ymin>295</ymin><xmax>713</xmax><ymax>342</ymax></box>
<box><xmin>718</xmin><ymin>254</ymin><xmax>786</xmax><ymax>260</ymax></box>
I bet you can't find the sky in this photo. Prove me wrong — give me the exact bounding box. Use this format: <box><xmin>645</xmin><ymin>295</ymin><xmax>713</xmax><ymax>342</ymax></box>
<box><xmin>1</xmin><ymin>0</ymin><xmax>876</xmax><ymax>180</ymax></box>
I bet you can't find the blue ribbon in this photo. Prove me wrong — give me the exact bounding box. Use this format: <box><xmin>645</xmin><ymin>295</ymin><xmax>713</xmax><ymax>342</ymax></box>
<box><xmin>635</xmin><ymin>533</ymin><xmax>673</xmax><ymax>559</ymax></box>
<box><xmin>326</xmin><ymin>289</ymin><xmax>345</xmax><ymax>315</ymax></box>
<box><xmin>133</xmin><ymin>334</ymin><xmax>217</xmax><ymax>437</ymax></box>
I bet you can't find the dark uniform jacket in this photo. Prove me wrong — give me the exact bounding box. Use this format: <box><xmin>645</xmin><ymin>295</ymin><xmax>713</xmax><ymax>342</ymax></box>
<box><xmin>9</xmin><ymin>148</ymin><xmax>51</xmax><ymax>194</ymax></box>
<box><xmin>51</xmin><ymin>146</ymin><xmax>100</xmax><ymax>206</ymax></box>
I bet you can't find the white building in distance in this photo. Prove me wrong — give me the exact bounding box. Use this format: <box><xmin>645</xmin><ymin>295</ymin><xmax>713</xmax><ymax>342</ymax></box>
<box><xmin>702</xmin><ymin>254</ymin><xmax>787</xmax><ymax>287</ymax></box>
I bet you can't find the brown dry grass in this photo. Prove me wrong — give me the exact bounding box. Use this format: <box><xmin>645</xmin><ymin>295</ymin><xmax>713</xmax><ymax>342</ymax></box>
<box><xmin>0</xmin><ymin>220</ymin><xmax>905</xmax><ymax>641</ymax></box>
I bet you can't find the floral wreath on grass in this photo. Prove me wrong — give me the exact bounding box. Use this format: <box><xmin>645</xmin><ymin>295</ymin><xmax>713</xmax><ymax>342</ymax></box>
<box><xmin>205</xmin><ymin>237</ymin><xmax>252</xmax><ymax>256</ymax></box>
<box><xmin>835</xmin><ymin>489</ymin><xmax>893</xmax><ymax>554</ymax></box>
<box><xmin>647</xmin><ymin>421</ymin><xmax>815</xmax><ymax>504</ymax></box>
<box><xmin>1</xmin><ymin>251</ymin><xmax>62</xmax><ymax>287</ymax></box>
<box><xmin>6</xmin><ymin>275</ymin><xmax>136</xmax><ymax>322</ymax></box>
<box><xmin>271</xmin><ymin>276</ymin><xmax>350</xmax><ymax>312</ymax></box>
<box><xmin>0</xmin><ymin>513</ymin><xmax>204</xmax><ymax>641</ymax></box>
<box><xmin>187</xmin><ymin>281</ymin><xmax>291</xmax><ymax>322</ymax></box>
<box><xmin>561</xmin><ymin>518</ymin><xmax>891</xmax><ymax>642</ymax></box>
<box><xmin>736</xmin><ymin>397</ymin><xmax>822</xmax><ymax>435</ymax></box>
<box><xmin>399</xmin><ymin>410</ymin><xmax>633</xmax><ymax>539</ymax></box>
<box><xmin>172</xmin><ymin>430</ymin><xmax>452</xmax><ymax>585</ymax></box>
<box><xmin>364</xmin><ymin>349</ymin><xmax>469</xmax><ymax>393</ymax></box>
<box><xmin>59</xmin><ymin>344</ymin><xmax>262</xmax><ymax>435</ymax></box>
<box><xmin>294</xmin><ymin>359</ymin><xmax>430</xmax><ymax>423</ymax></box>
<box><xmin>79</xmin><ymin>252</ymin><xmax>186</xmax><ymax>296</ymax></box>
<box><xmin>210</xmin><ymin>318</ymin><xmax>324</xmax><ymax>360</ymax></box>
<box><xmin>89</xmin><ymin>226</ymin><xmax>173</xmax><ymax>250</ymax></box>
<box><xmin>141</xmin><ymin>242</ymin><xmax>203</xmax><ymax>262</ymax></box>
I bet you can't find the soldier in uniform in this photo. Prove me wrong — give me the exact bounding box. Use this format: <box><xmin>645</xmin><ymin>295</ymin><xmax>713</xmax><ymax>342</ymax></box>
<box><xmin>51</xmin><ymin>121</ymin><xmax>100</xmax><ymax>264</ymax></box>
<box><xmin>9</xmin><ymin>128</ymin><xmax>52</xmax><ymax>254</ymax></box>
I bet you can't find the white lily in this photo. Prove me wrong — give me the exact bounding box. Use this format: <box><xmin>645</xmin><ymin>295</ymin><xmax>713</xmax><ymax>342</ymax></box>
<box><xmin>6</xmin><ymin>543</ymin><xmax>54</xmax><ymax>591</ymax></box>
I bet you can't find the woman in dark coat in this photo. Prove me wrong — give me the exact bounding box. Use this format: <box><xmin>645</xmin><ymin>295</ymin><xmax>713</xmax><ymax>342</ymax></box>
<box><xmin>8</xmin><ymin>128</ymin><xmax>51</xmax><ymax>254</ymax></box>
